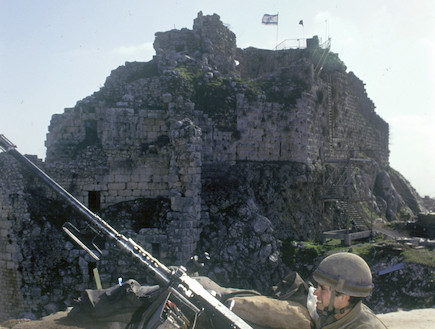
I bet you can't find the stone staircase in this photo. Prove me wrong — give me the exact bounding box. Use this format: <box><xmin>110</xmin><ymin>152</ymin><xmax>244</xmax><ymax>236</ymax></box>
<box><xmin>339</xmin><ymin>200</ymin><xmax>369</xmax><ymax>231</ymax></box>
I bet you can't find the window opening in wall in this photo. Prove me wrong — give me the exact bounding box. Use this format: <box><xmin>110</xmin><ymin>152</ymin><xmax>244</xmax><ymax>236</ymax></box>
<box><xmin>152</xmin><ymin>243</ymin><xmax>160</xmax><ymax>258</ymax></box>
<box><xmin>88</xmin><ymin>191</ymin><xmax>101</xmax><ymax>212</ymax></box>
<box><xmin>85</xmin><ymin>120</ymin><xmax>98</xmax><ymax>143</ymax></box>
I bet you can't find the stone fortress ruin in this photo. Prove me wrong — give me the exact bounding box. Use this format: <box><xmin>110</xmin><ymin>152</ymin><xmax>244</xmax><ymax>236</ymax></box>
<box><xmin>0</xmin><ymin>12</ymin><xmax>430</xmax><ymax>321</ymax></box>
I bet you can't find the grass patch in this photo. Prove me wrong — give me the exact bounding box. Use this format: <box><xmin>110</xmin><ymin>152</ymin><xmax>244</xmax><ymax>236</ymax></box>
<box><xmin>401</xmin><ymin>248</ymin><xmax>435</xmax><ymax>267</ymax></box>
<box><xmin>174</xmin><ymin>65</ymin><xmax>202</xmax><ymax>82</ymax></box>
<box><xmin>281</xmin><ymin>237</ymin><xmax>435</xmax><ymax>275</ymax></box>
<box><xmin>282</xmin><ymin>238</ymin><xmax>348</xmax><ymax>278</ymax></box>
<box><xmin>349</xmin><ymin>243</ymin><xmax>375</xmax><ymax>260</ymax></box>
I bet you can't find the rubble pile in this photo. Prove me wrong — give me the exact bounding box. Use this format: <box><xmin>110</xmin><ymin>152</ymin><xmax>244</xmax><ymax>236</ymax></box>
<box><xmin>199</xmin><ymin>202</ymin><xmax>287</xmax><ymax>293</ymax></box>
<box><xmin>369</xmin><ymin>256</ymin><xmax>434</xmax><ymax>313</ymax></box>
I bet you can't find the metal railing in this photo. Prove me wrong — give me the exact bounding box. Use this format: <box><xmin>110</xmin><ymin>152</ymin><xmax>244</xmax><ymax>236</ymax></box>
<box><xmin>275</xmin><ymin>37</ymin><xmax>331</xmax><ymax>51</ymax></box>
<box><xmin>275</xmin><ymin>38</ymin><xmax>306</xmax><ymax>50</ymax></box>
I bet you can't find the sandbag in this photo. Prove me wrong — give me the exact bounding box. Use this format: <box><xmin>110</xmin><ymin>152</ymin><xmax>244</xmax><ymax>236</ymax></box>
<box><xmin>67</xmin><ymin>279</ymin><xmax>162</xmax><ymax>323</ymax></box>
<box><xmin>228</xmin><ymin>295</ymin><xmax>313</xmax><ymax>329</ymax></box>
<box><xmin>272</xmin><ymin>270</ymin><xmax>309</xmax><ymax>306</ymax></box>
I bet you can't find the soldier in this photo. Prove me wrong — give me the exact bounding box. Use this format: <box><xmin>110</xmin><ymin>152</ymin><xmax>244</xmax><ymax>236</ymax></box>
<box><xmin>312</xmin><ymin>252</ymin><xmax>387</xmax><ymax>329</ymax></box>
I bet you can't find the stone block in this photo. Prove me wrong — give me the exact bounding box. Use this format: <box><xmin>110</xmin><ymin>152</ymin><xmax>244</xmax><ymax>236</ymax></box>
<box><xmin>6</xmin><ymin>261</ymin><xmax>16</xmax><ymax>270</ymax></box>
<box><xmin>108</xmin><ymin>182</ymin><xmax>126</xmax><ymax>190</ymax></box>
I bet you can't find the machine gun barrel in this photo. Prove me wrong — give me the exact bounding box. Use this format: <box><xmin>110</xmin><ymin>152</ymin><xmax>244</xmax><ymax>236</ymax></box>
<box><xmin>0</xmin><ymin>134</ymin><xmax>252</xmax><ymax>329</ymax></box>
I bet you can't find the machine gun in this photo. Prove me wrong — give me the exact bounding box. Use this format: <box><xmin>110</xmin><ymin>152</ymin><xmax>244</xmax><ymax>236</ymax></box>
<box><xmin>0</xmin><ymin>134</ymin><xmax>252</xmax><ymax>329</ymax></box>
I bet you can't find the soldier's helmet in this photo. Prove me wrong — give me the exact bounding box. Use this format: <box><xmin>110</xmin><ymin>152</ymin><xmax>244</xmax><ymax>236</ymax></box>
<box><xmin>313</xmin><ymin>252</ymin><xmax>374</xmax><ymax>297</ymax></box>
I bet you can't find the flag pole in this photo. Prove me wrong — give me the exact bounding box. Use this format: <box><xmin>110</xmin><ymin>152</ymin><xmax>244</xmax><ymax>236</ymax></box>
<box><xmin>299</xmin><ymin>19</ymin><xmax>305</xmax><ymax>47</ymax></box>
<box><xmin>275</xmin><ymin>13</ymin><xmax>279</xmax><ymax>49</ymax></box>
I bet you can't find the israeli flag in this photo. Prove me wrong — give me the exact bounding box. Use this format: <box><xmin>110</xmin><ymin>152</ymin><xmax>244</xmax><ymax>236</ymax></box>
<box><xmin>262</xmin><ymin>14</ymin><xmax>278</xmax><ymax>25</ymax></box>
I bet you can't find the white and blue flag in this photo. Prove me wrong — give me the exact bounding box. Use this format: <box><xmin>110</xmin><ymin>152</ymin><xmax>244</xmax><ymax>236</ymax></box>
<box><xmin>262</xmin><ymin>14</ymin><xmax>278</xmax><ymax>25</ymax></box>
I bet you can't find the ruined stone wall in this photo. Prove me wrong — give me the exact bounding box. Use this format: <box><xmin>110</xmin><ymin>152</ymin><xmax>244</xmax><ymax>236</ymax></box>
<box><xmin>0</xmin><ymin>126</ymin><xmax>203</xmax><ymax>320</ymax></box>
<box><xmin>237</xmin><ymin>47</ymin><xmax>310</xmax><ymax>79</ymax></box>
<box><xmin>194</xmin><ymin>83</ymin><xmax>328</xmax><ymax>167</ymax></box>
<box><xmin>45</xmin><ymin>104</ymin><xmax>203</xmax><ymax>265</ymax></box>
<box><xmin>0</xmin><ymin>156</ymin><xmax>26</xmax><ymax>321</ymax></box>
<box><xmin>327</xmin><ymin>71</ymin><xmax>389</xmax><ymax>165</ymax></box>
<box><xmin>0</xmin><ymin>155</ymin><xmax>96</xmax><ymax>321</ymax></box>
<box><xmin>236</xmin><ymin>47</ymin><xmax>388</xmax><ymax>167</ymax></box>
<box><xmin>45</xmin><ymin>105</ymin><xmax>171</xmax><ymax>210</ymax></box>
<box><xmin>232</xmin><ymin>91</ymin><xmax>326</xmax><ymax>164</ymax></box>
<box><xmin>166</xmin><ymin>118</ymin><xmax>203</xmax><ymax>262</ymax></box>
<box><xmin>192</xmin><ymin>12</ymin><xmax>237</xmax><ymax>74</ymax></box>
<box><xmin>154</xmin><ymin>11</ymin><xmax>237</xmax><ymax>75</ymax></box>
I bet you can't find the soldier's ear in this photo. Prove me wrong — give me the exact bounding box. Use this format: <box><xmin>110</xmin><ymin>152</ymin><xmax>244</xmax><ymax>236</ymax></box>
<box><xmin>335</xmin><ymin>294</ymin><xmax>350</xmax><ymax>308</ymax></box>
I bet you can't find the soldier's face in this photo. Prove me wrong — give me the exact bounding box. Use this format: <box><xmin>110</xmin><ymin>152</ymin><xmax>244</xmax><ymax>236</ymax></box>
<box><xmin>314</xmin><ymin>283</ymin><xmax>350</xmax><ymax>311</ymax></box>
<box><xmin>314</xmin><ymin>283</ymin><xmax>332</xmax><ymax>310</ymax></box>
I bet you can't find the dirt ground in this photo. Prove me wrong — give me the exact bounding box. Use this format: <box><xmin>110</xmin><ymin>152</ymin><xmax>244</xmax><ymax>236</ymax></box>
<box><xmin>0</xmin><ymin>311</ymin><xmax>126</xmax><ymax>329</ymax></box>
<box><xmin>376</xmin><ymin>308</ymin><xmax>435</xmax><ymax>329</ymax></box>
<box><xmin>1</xmin><ymin>308</ymin><xmax>434</xmax><ymax>328</ymax></box>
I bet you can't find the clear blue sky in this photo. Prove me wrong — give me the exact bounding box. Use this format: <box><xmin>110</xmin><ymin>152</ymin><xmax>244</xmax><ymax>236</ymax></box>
<box><xmin>1</xmin><ymin>0</ymin><xmax>434</xmax><ymax>197</ymax></box>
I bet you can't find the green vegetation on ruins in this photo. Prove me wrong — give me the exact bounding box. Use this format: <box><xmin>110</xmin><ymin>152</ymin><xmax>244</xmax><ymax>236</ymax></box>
<box><xmin>282</xmin><ymin>237</ymin><xmax>434</xmax><ymax>280</ymax></box>
<box><xmin>401</xmin><ymin>248</ymin><xmax>435</xmax><ymax>268</ymax></box>
<box><xmin>174</xmin><ymin>65</ymin><xmax>262</xmax><ymax>100</ymax></box>
<box><xmin>171</xmin><ymin>65</ymin><xmax>262</xmax><ymax>130</ymax></box>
